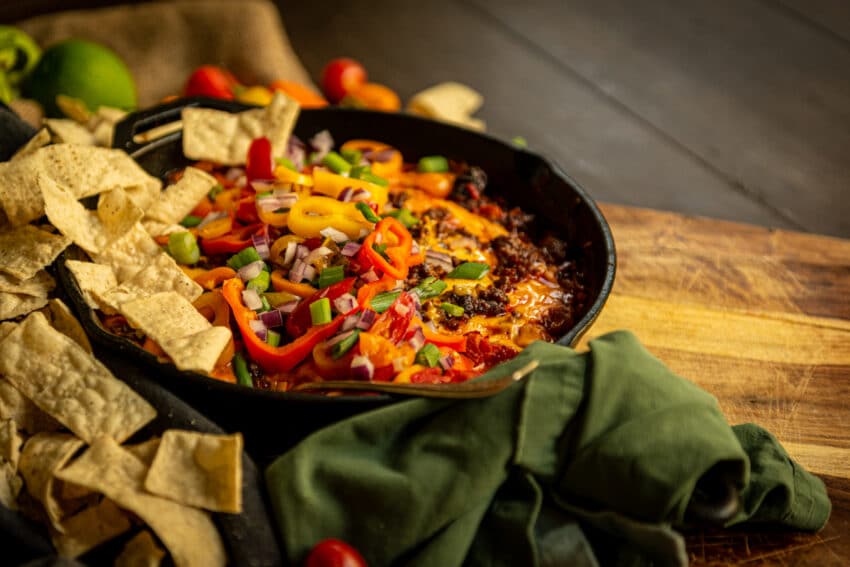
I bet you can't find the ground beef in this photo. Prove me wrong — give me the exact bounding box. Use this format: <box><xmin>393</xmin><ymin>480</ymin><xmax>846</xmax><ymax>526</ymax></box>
<box><xmin>541</xmin><ymin>304</ymin><xmax>575</xmax><ymax>338</ymax></box>
<box><xmin>406</xmin><ymin>262</ymin><xmax>446</xmax><ymax>287</ymax></box>
<box><xmin>443</xmin><ymin>286</ymin><xmax>509</xmax><ymax>318</ymax></box>
<box><xmin>491</xmin><ymin>234</ymin><xmax>547</xmax><ymax>284</ymax></box>
<box><xmin>502</xmin><ymin>206</ymin><xmax>535</xmax><ymax>233</ymax></box>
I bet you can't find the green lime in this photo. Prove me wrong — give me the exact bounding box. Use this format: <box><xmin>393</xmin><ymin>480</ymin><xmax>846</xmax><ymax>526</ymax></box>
<box><xmin>23</xmin><ymin>39</ymin><xmax>136</xmax><ymax>117</ymax></box>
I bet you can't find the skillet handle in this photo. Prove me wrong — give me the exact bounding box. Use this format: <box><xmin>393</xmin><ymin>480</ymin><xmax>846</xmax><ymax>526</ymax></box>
<box><xmin>112</xmin><ymin>96</ymin><xmax>253</xmax><ymax>154</ymax></box>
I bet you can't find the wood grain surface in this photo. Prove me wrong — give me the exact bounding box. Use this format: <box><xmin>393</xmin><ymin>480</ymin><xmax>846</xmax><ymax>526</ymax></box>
<box><xmin>578</xmin><ymin>204</ymin><xmax>850</xmax><ymax>564</ymax></box>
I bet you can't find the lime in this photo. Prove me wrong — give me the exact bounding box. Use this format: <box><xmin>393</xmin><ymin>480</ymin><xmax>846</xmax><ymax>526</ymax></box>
<box><xmin>23</xmin><ymin>39</ymin><xmax>136</xmax><ymax>117</ymax></box>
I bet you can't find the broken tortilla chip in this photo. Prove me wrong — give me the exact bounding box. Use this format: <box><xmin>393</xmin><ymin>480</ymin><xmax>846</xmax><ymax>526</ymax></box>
<box><xmin>145</xmin><ymin>167</ymin><xmax>217</xmax><ymax>225</ymax></box>
<box><xmin>63</xmin><ymin>260</ymin><xmax>118</xmax><ymax>310</ymax></box>
<box><xmin>101</xmin><ymin>253</ymin><xmax>202</xmax><ymax>312</ymax></box>
<box><xmin>44</xmin><ymin>119</ymin><xmax>96</xmax><ymax>146</ymax></box>
<box><xmin>0</xmin><ymin>224</ymin><xmax>70</xmax><ymax>281</ymax></box>
<box><xmin>115</xmin><ymin>530</ymin><xmax>167</xmax><ymax>567</ymax></box>
<box><xmin>160</xmin><ymin>326</ymin><xmax>233</xmax><ymax>374</ymax></box>
<box><xmin>11</xmin><ymin>128</ymin><xmax>51</xmax><ymax>160</ymax></box>
<box><xmin>52</xmin><ymin>498</ymin><xmax>133</xmax><ymax>558</ymax></box>
<box><xmin>0</xmin><ymin>312</ymin><xmax>156</xmax><ymax>444</ymax></box>
<box><xmin>0</xmin><ymin>270</ymin><xmax>55</xmax><ymax>298</ymax></box>
<box><xmin>126</xmin><ymin>437</ymin><xmax>162</xmax><ymax>467</ymax></box>
<box><xmin>42</xmin><ymin>298</ymin><xmax>93</xmax><ymax>353</ymax></box>
<box><xmin>0</xmin><ymin>379</ymin><xmax>62</xmax><ymax>435</ymax></box>
<box><xmin>182</xmin><ymin>91</ymin><xmax>299</xmax><ymax>166</ymax></box>
<box><xmin>92</xmin><ymin>223</ymin><xmax>163</xmax><ymax>284</ymax></box>
<box><xmin>0</xmin><ymin>462</ymin><xmax>22</xmax><ymax>509</ymax></box>
<box><xmin>55</xmin><ymin>436</ymin><xmax>226</xmax><ymax>567</ymax></box>
<box><xmin>144</xmin><ymin>430</ymin><xmax>242</xmax><ymax>514</ymax></box>
<box><xmin>0</xmin><ymin>291</ymin><xmax>48</xmax><ymax>321</ymax></box>
<box><xmin>0</xmin><ymin>419</ymin><xmax>22</xmax><ymax>471</ymax></box>
<box><xmin>119</xmin><ymin>291</ymin><xmax>211</xmax><ymax>346</ymax></box>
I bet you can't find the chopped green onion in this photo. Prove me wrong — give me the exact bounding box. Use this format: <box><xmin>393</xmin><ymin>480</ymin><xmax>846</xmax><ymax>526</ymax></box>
<box><xmin>322</xmin><ymin>151</ymin><xmax>352</xmax><ymax>175</ymax></box>
<box><xmin>180</xmin><ymin>214</ymin><xmax>203</xmax><ymax>228</ymax></box>
<box><xmin>332</xmin><ymin>330</ymin><xmax>360</xmax><ymax>359</ymax></box>
<box><xmin>447</xmin><ymin>261</ymin><xmax>489</xmax><ymax>280</ymax></box>
<box><xmin>275</xmin><ymin>156</ymin><xmax>297</xmax><ymax>170</ymax></box>
<box><xmin>260</xmin><ymin>294</ymin><xmax>271</xmax><ymax>312</ymax></box>
<box><xmin>310</xmin><ymin>297</ymin><xmax>332</xmax><ymax>325</ymax></box>
<box><xmin>356</xmin><ymin>202</ymin><xmax>381</xmax><ymax>223</ymax></box>
<box><xmin>247</xmin><ymin>270</ymin><xmax>270</xmax><ymax>293</ymax></box>
<box><xmin>440</xmin><ymin>303</ymin><xmax>465</xmax><ymax>317</ymax></box>
<box><xmin>415</xmin><ymin>343</ymin><xmax>441</xmax><ymax>368</ymax></box>
<box><xmin>318</xmin><ymin>265</ymin><xmax>345</xmax><ymax>288</ymax></box>
<box><xmin>167</xmin><ymin>231</ymin><xmax>200</xmax><ymax>265</ymax></box>
<box><xmin>384</xmin><ymin>208</ymin><xmax>418</xmax><ymax>228</ymax></box>
<box><xmin>512</xmin><ymin>136</ymin><xmax>528</xmax><ymax>148</ymax></box>
<box><xmin>349</xmin><ymin>164</ymin><xmax>370</xmax><ymax>178</ymax></box>
<box><xmin>341</xmin><ymin>148</ymin><xmax>362</xmax><ymax>165</ymax></box>
<box><xmin>233</xmin><ymin>353</ymin><xmax>253</xmax><ymax>387</ymax></box>
<box><xmin>226</xmin><ymin>246</ymin><xmax>261</xmax><ymax>270</ymax></box>
<box><xmin>308</xmin><ymin>151</ymin><xmax>320</xmax><ymax>164</ymax></box>
<box><xmin>372</xmin><ymin>243</ymin><xmax>389</xmax><ymax>260</ymax></box>
<box><xmin>359</xmin><ymin>172</ymin><xmax>389</xmax><ymax>187</ymax></box>
<box><xmin>417</xmin><ymin>155</ymin><xmax>449</xmax><ymax>173</ymax></box>
<box><xmin>256</xmin><ymin>190</ymin><xmax>273</xmax><ymax>198</ymax></box>
<box><xmin>370</xmin><ymin>291</ymin><xmax>400</xmax><ymax>313</ymax></box>
<box><xmin>412</xmin><ymin>277</ymin><xmax>447</xmax><ymax>300</ymax></box>
<box><xmin>266</xmin><ymin>329</ymin><xmax>281</xmax><ymax>347</ymax></box>
<box><xmin>208</xmin><ymin>184</ymin><xmax>224</xmax><ymax>202</ymax></box>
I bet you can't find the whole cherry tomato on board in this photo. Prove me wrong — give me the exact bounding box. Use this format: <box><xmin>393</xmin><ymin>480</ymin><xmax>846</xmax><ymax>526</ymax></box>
<box><xmin>320</xmin><ymin>58</ymin><xmax>367</xmax><ymax>103</ymax></box>
<box><xmin>303</xmin><ymin>538</ymin><xmax>368</xmax><ymax>567</ymax></box>
<box><xmin>184</xmin><ymin>65</ymin><xmax>240</xmax><ymax>99</ymax></box>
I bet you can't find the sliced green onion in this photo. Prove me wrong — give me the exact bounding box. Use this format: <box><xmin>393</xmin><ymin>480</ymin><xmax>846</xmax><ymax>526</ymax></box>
<box><xmin>318</xmin><ymin>265</ymin><xmax>345</xmax><ymax>289</ymax></box>
<box><xmin>372</xmin><ymin>243</ymin><xmax>389</xmax><ymax>260</ymax></box>
<box><xmin>227</xmin><ymin>246</ymin><xmax>261</xmax><ymax>270</ymax></box>
<box><xmin>440</xmin><ymin>303</ymin><xmax>465</xmax><ymax>317</ymax></box>
<box><xmin>247</xmin><ymin>270</ymin><xmax>271</xmax><ymax>292</ymax></box>
<box><xmin>415</xmin><ymin>343</ymin><xmax>441</xmax><ymax>368</ymax></box>
<box><xmin>349</xmin><ymin>164</ymin><xmax>370</xmax><ymax>179</ymax></box>
<box><xmin>417</xmin><ymin>155</ymin><xmax>449</xmax><ymax>173</ymax></box>
<box><xmin>167</xmin><ymin>232</ymin><xmax>200</xmax><ymax>265</ymax></box>
<box><xmin>341</xmin><ymin>148</ymin><xmax>362</xmax><ymax>165</ymax></box>
<box><xmin>384</xmin><ymin>208</ymin><xmax>418</xmax><ymax>228</ymax></box>
<box><xmin>275</xmin><ymin>156</ymin><xmax>297</xmax><ymax>170</ymax></box>
<box><xmin>447</xmin><ymin>261</ymin><xmax>489</xmax><ymax>280</ymax></box>
<box><xmin>255</xmin><ymin>190</ymin><xmax>273</xmax><ymax>198</ymax></box>
<box><xmin>412</xmin><ymin>277</ymin><xmax>447</xmax><ymax>300</ymax></box>
<box><xmin>322</xmin><ymin>151</ymin><xmax>352</xmax><ymax>175</ymax></box>
<box><xmin>208</xmin><ymin>184</ymin><xmax>224</xmax><ymax>201</ymax></box>
<box><xmin>233</xmin><ymin>353</ymin><xmax>253</xmax><ymax>387</ymax></box>
<box><xmin>180</xmin><ymin>214</ymin><xmax>203</xmax><ymax>228</ymax></box>
<box><xmin>512</xmin><ymin>136</ymin><xmax>528</xmax><ymax>148</ymax></box>
<box><xmin>259</xmin><ymin>294</ymin><xmax>272</xmax><ymax>312</ymax></box>
<box><xmin>370</xmin><ymin>291</ymin><xmax>400</xmax><ymax>313</ymax></box>
<box><xmin>266</xmin><ymin>329</ymin><xmax>281</xmax><ymax>347</ymax></box>
<box><xmin>310</xmin><ymin>297</ymin><xmax>332</xmax><ymax>325</ymax></box>
<box><xmin>356</xmin><ymin>202</ymin><xmax>381</xmax><ymax>223</ymax></box>
<box><xmin>359</xmin><ymin>172</ymin><xmax>389</xmax><ymax>187</ymax></box>
<box><xmin>308</xmin><ymin>151</ymin><xmax>320</xmax><ymax>164</ymax></box>
<box><xmin>332</xmin><ymin>330</ymin><xmax>361</xmax><ymax>359</ymax></box>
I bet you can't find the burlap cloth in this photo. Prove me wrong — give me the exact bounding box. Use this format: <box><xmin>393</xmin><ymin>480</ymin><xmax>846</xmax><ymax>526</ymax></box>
<box><xmin>15</xmin><ymin>0</ymin><xmax>313</xmax><ymax>107</ymax></box>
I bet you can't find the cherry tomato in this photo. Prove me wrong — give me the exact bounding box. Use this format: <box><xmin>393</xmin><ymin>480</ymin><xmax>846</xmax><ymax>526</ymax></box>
<box><xmin>183</xmin><ymin>65</ymin><xmax>240</xmax><ymax>99</ymax></box>
<box><xmin>321</xmin><ymin>58</ymin><xmax>367</xmax><ymax>104</ymax></box>
<box><xmin>303</xmin><ymin>538</ymin><xmax>367</xmax><ymax>567</ymax></box>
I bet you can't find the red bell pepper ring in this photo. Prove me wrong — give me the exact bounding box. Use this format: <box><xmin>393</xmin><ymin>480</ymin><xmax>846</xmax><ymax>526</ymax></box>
<box><xmin>200</xmin><ymin>223</ymin><xmax>263</xmax><ymax>255</ymax></box>
<box><xmin>235</xmin><ymin>195</ymin><xmax>260</xmax><ymax>224</ymax></box>
<box><xmin>369</xmin><ymin>291</ymin><xmax>416</xmax><ymax>345</ymax></box>
<box><xmin>358</xmin><ymin>217</ymin><xmax>413</xmax><ymax>280</ymax></box>
<box><xmin>356</xmin><ymin>274</ymin><xmax>396</xmax><ymax>310</ymax></box>
<box><xmin>222</xmin><ymin>277</ymin><xmax>354</xmax><ymax>373</ymax></box>
<box><xmin>246</xmin><ymin>137</ymin><xmax>275</xmax><ymax>182</ymax></box>
<box><xmin>285</xmin><ymin>277</ymin><xmax>356</xmax><ymax>339</ymax></box>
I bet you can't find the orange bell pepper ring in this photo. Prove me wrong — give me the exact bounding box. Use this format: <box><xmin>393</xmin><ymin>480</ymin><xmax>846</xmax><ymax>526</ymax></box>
<box><xmin>358</xmin><ymin>217</ymin><xmax>413</xmax><ymax>280</ymax></box>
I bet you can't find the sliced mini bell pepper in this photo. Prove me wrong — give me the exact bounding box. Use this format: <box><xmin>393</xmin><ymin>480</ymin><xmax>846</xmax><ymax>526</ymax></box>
<box><xmin>236</xmin><ymin>194</ymin><xmax>260</xmax><ymax>224</ymax></box>
<box><xmin>356</xmin><ymin>274</ymin><xmax>397</xmax><ymax>309</ymax></box>
<box><xmin>369</xmin><ymin>291</ymin><xmax>416</xmax><ymax>344</ymax></box>
<box><xmin>412</xmin><ymin>316</ymin><xmax>467</xmax><ymax>352</ymax></box>
<box><xmin>340</xmin><ymin>140</ymin><xmax>403</xmax><ymax>178</ymax></box>
<box><xmin>222</xmin><ymin>277</ymin><xmax>353</xmax><ymax>373</ymax></box>
<box><xmin>196</xmin><ymin>216</ymin><xmax>233</xmax><ymax>240</ymax></box>
<box><xmin>200</xmin><ymin>223</ymin><xmax>263</xmax><ymax>255</ymax></box>
<box><xmin>312</xmin><ymin>168</ymin><xmax>388</xmax><ymax>207</ymax></box>
<box><xmin>285</xmin><ymin>277</ymin><xmax>356</xmax><ymax>338</ymax></box>
<box><xmin>192</xmin><ymin>266</ymin><xmax>237</xmax><ymax>290</ymax></box>
<box><xmin>358</xmin><ymin>217</ymin><xmax>413</xmax><ymax>280</ymax></box>
<box><xmin>271</xmin><ymin>270</ymin><xmax>319</xmax><ymax>298</ymax></box>
<box><xmin>287</xmin><ymin>195</ymin><xmax>374</xmax><ymax>240</ymax></box>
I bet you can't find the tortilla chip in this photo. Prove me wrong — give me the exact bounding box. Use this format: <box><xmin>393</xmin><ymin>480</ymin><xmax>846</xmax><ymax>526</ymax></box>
<box><xmin>64</xmin><ymin>260</ymin><xmax>118</xmax><ymax>310</ymax></box>
<box><xmin>55</xmin><ymin>436</ymin><xmax>226</xmax><ymax>567</ymax></box>
<box><xmin>0</xmin><ymin>462</ymin><xmax>22</xmax><ymax>510</ymax></box>
<box><xmin>0</xmin><ymin>291</ymin><xmax>48</xmax><ymax>320</ymax></box>
<box><xmin>115</xmin><ymin>530</ymin><xmax>166</xmax><ymax>567</ymax></box>
<box><xmin>0</xmin><ymin>312</ymin><xmax>156</xmax><ymax>444</ymax></box>
<box><xmin>42</xmin><ymin>298</ymin><xmax>93</xmax><ymax>353</ymax></box>
<box><xmin>41</xmin><ymin>178</ymin><xmax>143</xmax><ymax>255</ymax></box>
<box><xmin>144</xmin><ymin>430</ymin><xmax>242</xmax><ymax>514</ymax></box>
<box><xmin>0</xmin><ymin>144</ymin><xmax>160</xmax><ymax>226</ymax></box>
<box><xmin>120</xmin><ymin>291</ymin><xmax>211</xmax><ymax>346</ymax></box>
<box><xmin>141</xmin><ymin>219</ymin><xmax>184</xmax><ymax>237</ymax></box>
<box><xmin>89</xmin><ymin>107</ymin><xmax>127</xmax><ymax>148</ymax></box>
<box><xmin>182</xmin><ymin>91</ymin><xmax>299</xmax><ymax>165</ymax></box>
<box><xmin>126</xmin><ymin>437</ymin><xmax>162</xmax><ymax>467</ymax></box>
<box><xmin>0</xmin><ymin>224</ymin><xmax>70</xmax><ymax>281</ymax></box>
<box><xmin>11</xmin><ymin>128</ymin><xmax>51</xmax><ymax>160</ymax></box>
<box><xmin>0</xmin><ymin>379</ymin><xmax>62</xmax><ymax>435</ymax></box>
<box><xmin>160</xmin><ymin>326</ymin><xmax>233</xmax><ymax>374</ymax></box>
<box><xmin>18</xmin><ymin>432</ymin><xmax>85</xmax><ymax>531</ymax></box>
<box><xmin>407</xmin><ymin>82</ymin><xmax>486</xmax><ymax>131</ymax></box>
<box><xmin>101</xmin><ymin>253</ymin><xmax>202</xmax><ymax>311</ymax></box>
<box><xmin>44</xmin><ymin>119</ymin><xmax>96</xmax><ymax>146</ymax></box>
<box><xmin>145</xmin><ymin>167</ymin><xmax>217</xmax><ymax>225</ymax></box>
<box><xmin>0</xmin><ymin>321</ymin><xmax>15</xmax><ymax>341</ymax></box>
<box><xmin>52</xmin><ymin>498</ymin><xmax>133</xmax><ymax>558</ymax></box>
<box><xmin>0</xmin><ymin>270</ymin><xmax>55</xmax><ymax>298</ymax></box>
<box><xmin>92</xmin><ymin>223</ymin><xmax>163</xmax><ymax>284</ymax></box>
<box><xmin>0</xmin><ymin>419</ymin><xmax>22</xmax><ymax>471</ymax></box>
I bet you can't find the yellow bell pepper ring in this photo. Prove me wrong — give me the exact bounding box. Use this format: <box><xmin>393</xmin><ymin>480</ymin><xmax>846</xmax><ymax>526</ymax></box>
<box><xmin>236</xmin><ymin>85</ymin><xmax>274</xmax><ymax>106</ymax></box>
<box><xmin>287</xmin><ymin>195</ymin><xmax>374</xmax><ymax>239</ymax></box>
<box><xmin>273</xmin><ymin>165</ymin><xmax>314</xmax><ymax>187</ymax></box>
<box><xmin>312</xmin><ymin>168</ymin><xmax>388</xmax><ymax>208</ymax></box>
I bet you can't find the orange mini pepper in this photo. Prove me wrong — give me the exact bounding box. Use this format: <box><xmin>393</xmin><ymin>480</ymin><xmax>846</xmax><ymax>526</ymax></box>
<box><xmin>358</xmin><ymin>217</ymin><xmax>413</xmax><ymax>280</ymax></box>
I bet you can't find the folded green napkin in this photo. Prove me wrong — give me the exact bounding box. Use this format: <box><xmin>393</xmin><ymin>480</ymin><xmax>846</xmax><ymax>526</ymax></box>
<box><xmin>265</xmin><ymin>331</ymin><xmax>830</xmax><ymax>566</ymax></box>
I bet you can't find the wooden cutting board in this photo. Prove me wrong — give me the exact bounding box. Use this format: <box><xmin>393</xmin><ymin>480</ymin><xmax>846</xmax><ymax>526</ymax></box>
<box><xmin>577</xmin><ymin>204</ymin><xmax>850</xmax><ymax>565</ymax></box>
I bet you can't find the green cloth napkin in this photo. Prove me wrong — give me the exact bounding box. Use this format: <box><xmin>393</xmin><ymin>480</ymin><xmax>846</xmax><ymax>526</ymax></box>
<box><xmin>265</xmin><ymin>331</ymin><xmax>831</xmax><ymax>566</ymax></box>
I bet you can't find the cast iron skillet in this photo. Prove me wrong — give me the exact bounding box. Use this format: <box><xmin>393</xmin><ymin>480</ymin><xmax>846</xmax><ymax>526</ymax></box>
<box><xmin>58</xmin><ymin>98</ymin><xmax>617</xmax><ymax>462</ymax></box>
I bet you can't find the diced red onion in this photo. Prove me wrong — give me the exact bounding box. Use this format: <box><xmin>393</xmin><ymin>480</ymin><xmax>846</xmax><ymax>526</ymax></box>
<box><xmin>296</xmin><ymin>244</ymin><xmax>310</xmax><ymax>260</ymax></box>
<box><xmin>279</xmin><ymin>300</ymin><xmax>299</xmax><ymax>313</ymax></box>
<box><xmin>392</xmin><ymin>357</ymin><xmax>408</xmax><ymax>372</ymax></box>
<box><xmin>289</xmin><ymin>259</ymin><xmax>306</xmax><ymax>282</ymax></box>
<box><xmin>407</xmin><ymin>326</ymin><xmax>425</xmax><ymax>350</ymax></box>
<box><xmin>350</xmin><ymin>355</ymin><xmax>374</xmax><ymax>380</ymax></box>
<box><xmin>287</xmin><ymin>136</ymin><xmax>306</xmax><ymax>171</ymax></box>
<box><xmin>341</xmin><ymin>242</ymin><xmax>361</xmax><ymax>257</ymax></box>
<box><xmin>252</xmin><ymin>234</ymin><xmax>271</xmax><ymax>260</ymax></box>
<box><xmin>305</xmin><ymin>246</ymin><xmax>333</xmax><ymax>266</ymax></box>
<box><xmin>303</xmin><ymin>265</ymin><xmax>317</xmax><ymax>281</ymax></box>
<box><xmin>242</xmin><ymin>288</ymin><xmax>263</xmax><ymax>310</ymax></box>
<box><xmin>410</xmin><ymin>241</ymin><xmax>421</xmax><ymax>255</ymax></box>
<box><xmin>351</xmin><ymin>188</ymin><xmax>371</xmax><ymax>202</ymax></box>
<box><xmin>282</xmin><ymin>241</ymin><xmax>298</xmax><ymax>266</ymax></box>
<box><xmin>238</xmin><ymin>260</ymin><xmax>264</xmax><ymax>282</ymax></box>
<box><xmin>364</xmin><ymin>149</ymin><xmax>394</xmax><ymax>163</ymax></box>
<box><xmin>337</xmin><ymin>187</ymin><xmax>354</xmax><ymax>202</ymax></box>
<box><xmin>197</xmin><ymin>211</ymin><xmax>228</xmax><ymax>228</ymax></box>
<box><xmin>360</xmin><ymin>269</ymin><xmax>379</xmax><ymax>283</ymax></box>
<box><xmin>320</xmin><ymin>227</ymin><xmax>349</xmax><ymax>243</ymax></box>
<box><xmin>352</xmin><ymin>310</ymin><xmax>374</xmax><ymax>331</ymax></box>
<box><xmin>537</xmin><ymin>277</ymin><xmax>559</xmax><ymax>288</ymax></box>
<box><xmin>439</xmin><ymin>354</ymin><xmax>455</xmax><ymax>370</ymax></box>
<box><xmin>425</xmin><ymin>250</ymin><xmax>454</xmax><ymax>272</ymax></box>
<box><xmin>333</xmin><ymin>293</ymin><xmax>358</xmax><ymax>314</ymax></box>
<box><xmin>309</xmin><ymin>130</ymin><xmax>334</xmax><ymax>162</ymax></box>
<box><xmin>225</xmin><ymin>167</ymin><xmax>245</xmax><ymax>181</ymax></box>
<box><xmin>249</xmin><ymin>319</ymin><xmax>268</xmax><ymax>341</ymax></box>
<box><xmin>259</xmin><ymin>309</ymin><xmax>282</xmax><ymax>329</ymax></box>
<box><xmin>341</xmin><ymin>313</ymin><xmax>361</xmax><ymax>332</ymax></box>
<box><xmin>326</xmin><ymin>329</ymin><xmax>355</xmax><ymax>347</ymax></box>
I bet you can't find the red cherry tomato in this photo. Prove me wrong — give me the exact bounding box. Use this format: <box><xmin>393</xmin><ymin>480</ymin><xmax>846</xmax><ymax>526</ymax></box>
<box><xmin>303</xmin><ymin>538</ymin><xmax>367</xmax><ymax>567</ymax></box>
<box><xmin>184</xmin><ymin>65</ymin><xmax>240</xmax><ymax>100</ymax></box>
<box><xmin>320</xmin><ymin>58</ymin><xmax>367</xmax><ymax>104</ymax></box>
